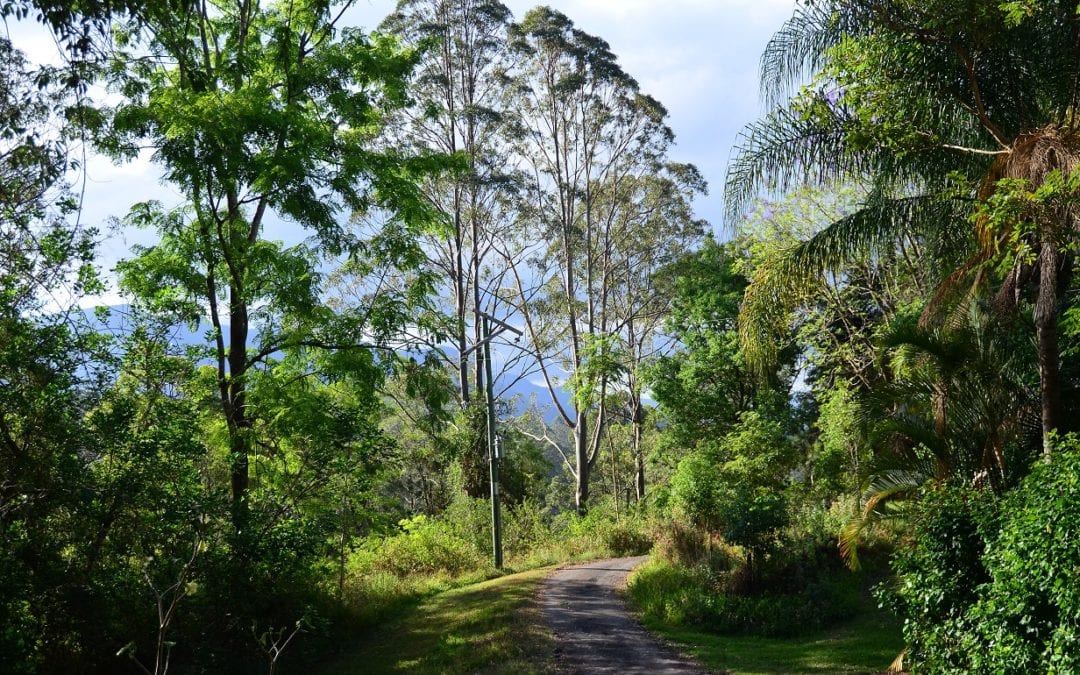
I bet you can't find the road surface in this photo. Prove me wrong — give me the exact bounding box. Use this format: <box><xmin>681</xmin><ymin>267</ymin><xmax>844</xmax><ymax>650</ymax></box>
<box><xmin>538</xmin><ymin>556</ymin><xmax>708</xmax><ymax>674</ymax></box>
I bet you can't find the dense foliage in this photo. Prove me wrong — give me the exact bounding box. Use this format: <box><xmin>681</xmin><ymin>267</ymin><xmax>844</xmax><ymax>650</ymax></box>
<box><xmin>7</xmin><ymin>0</ymin><xmax>1080</xmax><ymax>672</ymax></box>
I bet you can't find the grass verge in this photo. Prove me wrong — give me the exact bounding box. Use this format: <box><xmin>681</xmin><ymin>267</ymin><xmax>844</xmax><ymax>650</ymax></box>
<box><xmin>317</xmin><ymin>567</ymin><xmax>557</xmax><ymax>674</ymax></box>
<box><xmin>627</xmin><ymin>560</ymin><xmax>903</xmax><ymax>674</ymax></box>
<box><xmin>638</xmin><ymin>609</ymin><xmax>901</xmax><ymax>674</ymax></box>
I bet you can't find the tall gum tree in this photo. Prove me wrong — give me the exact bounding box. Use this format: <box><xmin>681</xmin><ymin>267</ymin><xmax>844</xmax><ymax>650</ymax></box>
<box><xmin>102</xmin><ymin>0</ymin><xmax>443</xmax><ymax>534</ymax></box>
<box><xmin>379</xmin><ymin>0</ymin><xmax>519</xmax><ymax>496</ymax></box>
<box><xmin>606</xmin><ymin>166</ymin><xmax>706</xmax><ymax>499</ymax></box>
<box><xmin>505</xmin><ymin>7</ymin><xmax>694</xmax><ymax>513</ymax></box>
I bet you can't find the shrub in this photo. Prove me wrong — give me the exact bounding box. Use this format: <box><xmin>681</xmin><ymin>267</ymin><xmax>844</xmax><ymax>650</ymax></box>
<box><xmin>552</xmin><ymin>502</ymin><xmax>652</xmax><ymax>559</ymax></box>
<box><xmin>602</xmin><ymin>521</ymin><xmax>653</xmax><ymax>556</ymax></box>
<box><xmin>366</xmin><ymin>514</ymin><xmax>486</xmax><ymax>578</ymax></box>
<box><xmin>717</xmin><ymin>486</ymin><xmax>788</xmax><ymax>560</ymax></box>
<box><xmin>627</xmin><ymin>556</ymin><xmax>861</xmax><ymax>637</ymax></box>
<box><xmin>652</xmin><ymin>520</ymin><xmax>709</xmax><ymax>567</ymax></box>
<box><xmin>939</xmin><ymin>436</ymin><xmax>1080</xmax><ymax>672</ymax></box>
<box><xmin>670</xmin><ymin>451</ymin><xmax>724</xmax><ymax>531</ymax></box>
<box><xmin>880</xmin><ymin>443</ymin><xmax>1080</xmax><ymax>673</ymax></box>
<box><xmin>502</xmin><ymin>498</ymin><xmax>553</xmax><ymax>560</ymax></box>
<box><xmin>627</xmin><ymin>559</ymin><xmax>710</xmax><ymax>626</ymax></box>
<box><xmin>877</xmin><ymin>482</ymin><xmax>998</xmax><ymax>672</ymax></box>
<box><xmin>669</xmin><ymin>412</ymin><xmax>793</xmax><ymax>562</ymax></box>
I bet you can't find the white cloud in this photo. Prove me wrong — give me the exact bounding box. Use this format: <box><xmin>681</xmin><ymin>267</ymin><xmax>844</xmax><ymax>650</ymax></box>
<box><xmin>546</xmin><ymin>0</ymin><xmax>793</xmax><ymax>22</ymax></box>
<box><xmin>504</xmin><ymin>0</ymin><xmax>797</xmax><ymax>230</ymax></box>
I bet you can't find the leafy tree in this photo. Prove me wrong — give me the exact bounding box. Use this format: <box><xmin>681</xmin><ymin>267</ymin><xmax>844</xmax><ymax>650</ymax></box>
<box><xmin>647</xmin><ymin>237</ymin><xmax>766</xmax><ymax>448</ymax></box>
<box><xmin>103</xmin><ymin>0</ymin><xmax>444</xmax><ymax>537</ymax></box>
<box><xmin>810</xmin><ymin>382</ymin><xmax>864</xmax><ymax>496</ymax></box>
<box><xmin>671</xmin><ymin>411</ymin><xmax>794</xmax><ymax>576</ymax></box>
<box><xmin>0</xmin><ymin>34</ymin><xmax>110</xmax><ymax>673</ymax></box>
<box><xmin>378</xmin><ymin>365</ymin><xmax>460</xmax><ymax>516</ymax></box>
<box><xmin>0</xmin><ymin>36</ymin><xmax>99</xmax><ymax>315</ymax></box>
<box><xmin>80</xmin><ymin>322</ymin><xmax>214</xmax><ymax>674</ymax></box>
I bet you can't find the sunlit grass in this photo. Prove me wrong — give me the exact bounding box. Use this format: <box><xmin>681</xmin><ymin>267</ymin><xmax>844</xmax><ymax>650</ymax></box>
<box><xmin>317</xmin><ymin>567</ymin><xmax>557</xmax><ymax>674</ymax></box>
<box><xmin>639</xmin><ymin>610</ymin><xmax>901</xmax><ymax>674</ymax></box>
<box><xmin>626</xmin><ymin>556</ymin><xmax>903</xmax><ymax>674</ymax></box>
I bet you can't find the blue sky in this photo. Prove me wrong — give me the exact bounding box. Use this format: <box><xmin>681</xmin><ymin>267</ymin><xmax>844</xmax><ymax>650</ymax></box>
<box><xmin>7</xmin><ymin>0</ymin><xmax>797</xmax><ymax>305</ymax></box>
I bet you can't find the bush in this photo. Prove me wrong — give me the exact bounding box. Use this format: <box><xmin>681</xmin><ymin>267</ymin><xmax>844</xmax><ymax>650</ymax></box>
<box><xmin>627</xmin><ymin>556</ymin><xmax>862</xmax><ymax>637</ymax></box>
<box><xmin>887</xmin><ymin>436</ymin><xmax>1080</xmax><ymax>672</ymax></box>
<box><xmin>365</xmin><ymin>514</ymin><xmax>486</xmax><ymax>578</ymax></box>
<box><xmin>554</xmin><ymin>502</ymin><xmax>653</xmax><ymax>559</ymax></box>
<box><xmin>878</xmin><ymin>482</ymin><xmax>996</xmax><ymax>672</ymax></box>
<box><xmin>627</xmin><ymin>558</ymin><xmax>709</xmax><ymax>626</ymax></box>
<box><xmin>669</xmin><ymin>412</ymin><xmax>793</xmax><ymax>564</ymax></box>
<box><xmin>650</xmin><ymin>520</ymin><xmax>740</xmax><ymax>577</ymax></box>
<box><xmin>631</xmin><ymin>510</ymin><xmax>867</xmax><ymax>638</ymax></box>
<box><xmin>502</xmin><ymin>498</ymin><xmax>553</xmax><ymax>560</ymax></box>
<box><xmin>602</xmin><ymin>521</ymin><xmax>653</xmax><ymax>556</ymax></box>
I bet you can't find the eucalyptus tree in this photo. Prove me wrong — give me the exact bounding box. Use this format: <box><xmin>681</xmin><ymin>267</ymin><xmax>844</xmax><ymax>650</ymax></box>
<box><xmin>729</xmin><ymin>0</ymin><xmax>1080</xmax><ymax>455</ymax></box>
<box><xmin>379</xmin><ymin>0</ymin><xmax>518</xmax><ymax>496</ymax></box>
<box><xmin>504</xmin><ymin>7</ymin><xmax>689</xmax><ymax>512</ymax></box>
<box><xmin>102</xmin><ymin>0</ymin><xmax>443</xmax><ymax>537</ymax></box>
<box><xmin>606</xmin><ymin>165</ymin><xmax>706</xmax><ymax>498</ymax></box>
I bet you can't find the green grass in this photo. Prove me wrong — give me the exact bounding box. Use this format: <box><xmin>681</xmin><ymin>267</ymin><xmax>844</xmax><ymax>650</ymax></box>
<box><xmin>639</xmin><ymin>607</ymin><xmax>902</xmax><ymax>674</ymax></box>
<box><xmin>627</xmin><ymin>559</ymin><xmax>904</xmax><ymax>674</ymax></box>
<box><xmin>317</xmin><ymin>567</ymin><xmax>557</xmax><ymax>674</ymax></box>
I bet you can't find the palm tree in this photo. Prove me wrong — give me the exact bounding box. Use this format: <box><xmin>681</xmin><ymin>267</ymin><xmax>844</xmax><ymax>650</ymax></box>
<box><xmin>728</xmin><ymin>1</ymin><xmax>1080</xmax><ymax>455</ymax></box>
<box><xmin>839</xmin><ymin>303</ymin><xmax>1036</xmax><ymax>568</ymax></box>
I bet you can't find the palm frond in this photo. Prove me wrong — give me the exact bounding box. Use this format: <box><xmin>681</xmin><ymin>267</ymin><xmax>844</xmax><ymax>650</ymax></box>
<box><xmin>840</xmin><ymin>468</ymin><xmax>927</xmax><ymax>569</ymax></box>
<box><xmin>787</xmin><ymin>195</ymin><xmax>949</xmax><ymax>274</ymax></box>
<box><xmin>759</xmin><ymin>2</ymin><xmax>849</xmax><ymax>109</ymax></box>
<box><xmin>725</xmin><ymin>106</ymin><xmax>861</xmax><ymax>223</ymax></box>
<box><xmin>738</xmin><ymin>195</ymin><xmax>944</xmax><ymax>374</ymax></box>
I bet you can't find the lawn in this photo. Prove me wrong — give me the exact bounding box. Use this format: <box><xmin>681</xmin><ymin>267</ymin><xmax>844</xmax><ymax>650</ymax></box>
<box><xmin>637</xmin><ymin>594</ymin><xmax>903</xmax><ymax>674</ymax></box>
<box><xmin>316</xmin><ymin>567</ymin><xmax>557</xmax><ymax>674</ymax></box>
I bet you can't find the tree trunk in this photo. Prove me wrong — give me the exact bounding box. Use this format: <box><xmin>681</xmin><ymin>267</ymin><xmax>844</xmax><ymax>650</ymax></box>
<box><xmin>634</xmin><ymin>447</ymin><xmax>645</xmax><ymax>503</ymax></box>
<box><xmin>574</xmin><ymin>412</ymin><xmax>590</xmax><ymax>515</ymax></box>
<box><xmin>632</xmin><ymin>397</ymin><xmax>645</xmax><ymax>501</ymax></box>
<box><xmin>1036</xmin><ymin>241</ymin><xmax>1062</xmax><ymax>458</ymax></box>
<box><xmin>228</xmin><ymin>285</ymin><xmax>250</xmax><ymax>527</ymax></box>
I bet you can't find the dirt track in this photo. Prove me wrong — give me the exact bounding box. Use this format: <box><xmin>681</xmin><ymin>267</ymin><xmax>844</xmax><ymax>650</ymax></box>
<box><xmin>538</xmin><ymin>556</ymin><xmax>708</xmax><ymax>674</ymax></box>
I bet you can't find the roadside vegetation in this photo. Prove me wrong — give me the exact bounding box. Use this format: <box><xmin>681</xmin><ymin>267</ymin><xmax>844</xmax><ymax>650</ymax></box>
<box><xmin>338</xmin><ymin>497</ymin><xmax>650</xmax><ymax>632</ymax></box>
<box><xmin>636</xmin><ymin>609</ymin><xmax>901</xmax><ymax>675</ymax></box>
<box><xmin>320</xmin><ymin>567</ymin><xmax>557</xmax><ymax>675</ymax></box>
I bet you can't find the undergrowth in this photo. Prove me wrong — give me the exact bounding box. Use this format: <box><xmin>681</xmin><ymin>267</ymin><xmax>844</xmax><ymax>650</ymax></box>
<box><xmin>627</xmin><ymin>506</ymin><xmax>891</xmax><ymax>638</ymax></box>
<box><xmin>340</xmin><ymin>497</ymin><xmax>652</xmax><ymax>630</ymax></box>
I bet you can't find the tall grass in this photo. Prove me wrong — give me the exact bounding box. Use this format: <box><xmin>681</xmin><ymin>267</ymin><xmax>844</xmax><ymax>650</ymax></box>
<box><xmin>340</xmin><ymin>497</ymin><xmax>652</xmax><ymax>628</ymax></box>
<box><xmin>627</xmin><ymin>505</ymin><xmax>882</xmax><ymax>638</ymax></box>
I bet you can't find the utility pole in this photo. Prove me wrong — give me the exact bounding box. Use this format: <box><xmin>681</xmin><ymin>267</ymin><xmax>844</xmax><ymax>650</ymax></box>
<box><xmin>483</xmin><ymin>315</ymin><xmax>503</xmax><ymax>569</ymax></box>
<box><xmin>464</xmin><ymin>311</ymin><xmax>521</xmax><ymax>569</ymax></box>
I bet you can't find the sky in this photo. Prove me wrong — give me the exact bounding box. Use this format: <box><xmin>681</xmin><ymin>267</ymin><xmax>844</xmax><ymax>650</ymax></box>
<box><xmin>6</xmin><ymin>0</ymin><xmax>798</xmax><ymax>305</ymax></box>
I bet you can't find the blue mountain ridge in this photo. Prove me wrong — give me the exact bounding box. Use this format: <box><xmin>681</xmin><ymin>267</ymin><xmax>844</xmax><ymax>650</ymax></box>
<box><xmin>80</xmin><ymin>304</ymin><xmax>569</xmax><ymax>424</ymax></box>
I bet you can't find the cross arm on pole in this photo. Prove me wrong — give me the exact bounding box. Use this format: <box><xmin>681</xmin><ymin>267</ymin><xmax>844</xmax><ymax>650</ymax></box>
<box><xmin>460</xmin><ymin>312</ymin><xmax>522</xmax><ymax>358</ymax></box>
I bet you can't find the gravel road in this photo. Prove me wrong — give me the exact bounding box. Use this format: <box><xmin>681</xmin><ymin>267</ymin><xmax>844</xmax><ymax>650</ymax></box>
<box><xmin>538</xmin><ymin>556</ymin><xmax>708</xmax><ymax>674</ymax></box>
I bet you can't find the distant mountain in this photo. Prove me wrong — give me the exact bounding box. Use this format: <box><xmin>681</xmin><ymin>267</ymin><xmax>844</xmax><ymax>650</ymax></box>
<box><xmin>81</xmin><ymin>304</ymin><xmax>570</xmax><ymax>423</ymax></box>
